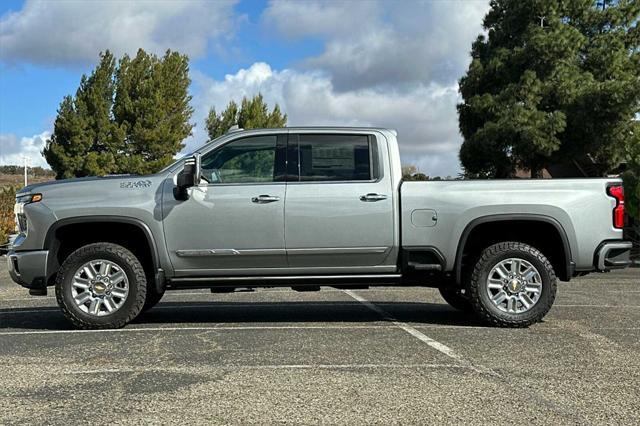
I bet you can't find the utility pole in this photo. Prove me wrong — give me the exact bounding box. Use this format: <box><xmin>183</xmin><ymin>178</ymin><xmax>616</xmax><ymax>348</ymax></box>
<box><xmin>23</xmin><ymin>156</ymin><xmax>29</xmax><ymax>187</ymax></box>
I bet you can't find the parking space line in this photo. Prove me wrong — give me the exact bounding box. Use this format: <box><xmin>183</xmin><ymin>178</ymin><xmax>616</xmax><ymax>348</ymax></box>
<box><xmin>0</xmin><ymin>302</ymin><xmax>365</xmax><ymax>315</ymax></box>
<box><xmin>0</xmin><ymin>324</ymin><xmax>399</xmax><ymax>336</ymax></box>
<box><xmin>554</xmin><ymin>304</ymin><xmax>639</xmax><ymax>308</ymax></box>
<box><xmin>342</xmin><ymin>290</ymin><xmax>499</xmax><ymax>376</ymax></box>
<box><xmin>62</xmin><ymin>363</ymin><xmax>470</xmax><ymax>375</ymax></box>
<box><xmin>2</xmin><ymin>301</ymin><xmax>638</xmax><ymax>317</ymax></box>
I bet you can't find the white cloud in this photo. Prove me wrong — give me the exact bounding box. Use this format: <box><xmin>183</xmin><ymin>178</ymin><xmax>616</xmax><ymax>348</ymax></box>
<box><xmin>0</xmin><ymin>131</ymin><xmax>50</xmax><ymax>167</ymax></box>
<box><xmin>191</xmin><ymin>62</ymin><xmax>463</xmax><ymax>176</ymax></box>
<box><xmin>0</xmin><ymin>0</ymin><xmax>238</xmax><ymax>66</ymax></box>
<box><xmin>264</xmin><ymin>0</ymin><xmax>489</xmax><ymax>90</ymax></box>
<box><xmin>263</xmin><ymin>1</ymin><xmax>381</xmax><ymax>39</ymax></box>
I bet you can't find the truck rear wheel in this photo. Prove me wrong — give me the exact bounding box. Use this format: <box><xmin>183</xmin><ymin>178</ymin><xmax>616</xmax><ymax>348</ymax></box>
<box><xmin>467</xmin><ymin>241</ymin><xmax>557</xmax><ymax>328</ymax></box>
<box><xmin>438</xmin><ymin>286</ymin><xmax>472</xmax><ymax>312</ymax></box>
<box><xmin>55</xmin><ymin>243</ymin><xmax>147</xmax><ymax>329</ymax></box>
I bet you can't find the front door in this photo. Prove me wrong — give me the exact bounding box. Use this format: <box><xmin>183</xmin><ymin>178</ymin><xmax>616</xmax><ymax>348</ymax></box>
<box><xmin>284</xmin><ymin>133</ymin><xmax>396</xmax><ymax>272</ymax></box>
<box><xmin>163</xmin><ymin>134</ymin><xmax>288</xmax><ymax>276</ymax></box>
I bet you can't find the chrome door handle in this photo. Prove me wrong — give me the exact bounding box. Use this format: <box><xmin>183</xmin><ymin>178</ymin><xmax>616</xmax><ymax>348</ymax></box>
<box><xmin>251</xmin><ymin>194</ymin><xmax>280</xmax><ymax>203</ymax></box>
<box><xmin>359</xmin><ymin>193</ymin><xmax>388</xmax><ymax>202</ymax></box>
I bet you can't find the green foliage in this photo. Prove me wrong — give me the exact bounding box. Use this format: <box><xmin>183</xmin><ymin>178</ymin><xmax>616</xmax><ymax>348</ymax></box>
<box><xmin>43</xmin><ymin>49</ymin><xmax>194</xmax><ymax>178</ymax></box>
<box><xmin>0</xmin><ymin>186</ymin><xmax>17</xmax><ymax>245</ymax></box>
<box><xmin>458</xmin><ymin>0</ymin><xmax>640</xmax><ymax>178</ymax></box>
<box><xmin>205</xmin><ymin>94</ymin><xmax>287</xmax><ymax>141</ymax></box>
<box><xmin>0</xmin><ymin>166</ymin><xmax>54</xmax><ymax>178</ymax></box>
<box><xmin>623</xmin><ymin>123</ymin><xmax>640</xmax><ymax>220</ymax></box>
<box><xmin>114</xmin><ymin>50</ymin><xmax>194</xmax><ymax>174</ymax></box>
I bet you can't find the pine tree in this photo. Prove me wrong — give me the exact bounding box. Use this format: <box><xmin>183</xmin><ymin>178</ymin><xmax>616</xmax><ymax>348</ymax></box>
<box><xmin>458</xmin><ymin>0</ymin><xmax>639</xmax><ymax>178</ymax></box>
<box><xmin>205</xmin><ymin>101</ymin><xmax>239</xmax><ymax>140</ymax></box>
<box><xmin>623</xmin><ymin>124</ymin><xmax>640</xmax><ymax>221</ymax></box>
<box><xmin>205</xmin><ymin>94</ymin><xmax>287</xmax><ymax>141</ymax></box>
<box><xmin>43</xmin><ymin>51</ymin><xmax>123</xmax><ymax>178</ymax></box>
<box><xmin>114</xmin><ymin>50</ymin><xmax>194</xmax><ymax>174</ymax></box>
<box><xmin>43</xmin><ymin>49</ymin><xmax>194</xmax><ymax>178</ymax></box>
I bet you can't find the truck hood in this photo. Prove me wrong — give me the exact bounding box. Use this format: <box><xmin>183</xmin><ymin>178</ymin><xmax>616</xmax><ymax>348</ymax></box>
<box><xmin>17</xmin><ymin>174</ymin><xmax>170</xmax><ymax>217</ymax></box>
<box><xmin>18</xmin><ymin>175</ymin><xmax>140</xmax><ymax>195</ymax></box>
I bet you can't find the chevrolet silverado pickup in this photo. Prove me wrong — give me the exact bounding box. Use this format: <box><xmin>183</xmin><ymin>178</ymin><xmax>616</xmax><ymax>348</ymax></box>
<box><xmin>8</xmin><ymin>127</ymin><xmax>633</xmax><ymax>328</ymax></box>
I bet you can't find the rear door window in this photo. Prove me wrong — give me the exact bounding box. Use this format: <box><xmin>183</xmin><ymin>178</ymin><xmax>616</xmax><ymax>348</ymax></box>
<box><xmin>296</xmin><ymin>134</ymin><xmax>373</xmax><ymax>181</ymax></box>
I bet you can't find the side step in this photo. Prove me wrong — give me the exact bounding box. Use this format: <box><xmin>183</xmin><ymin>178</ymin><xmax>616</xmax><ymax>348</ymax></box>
<box><xmin>169</xmin><ymin>274</ymin><xmax>402</xmax><ymax>289</ymax></box>
<box><xmin>407</xmin><ymin>262</ymin><xmax>442</xmax><ymax>271</ymax></box>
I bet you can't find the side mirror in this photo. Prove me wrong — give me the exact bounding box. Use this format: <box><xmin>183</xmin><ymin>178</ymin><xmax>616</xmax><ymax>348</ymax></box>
<box><xmin>174</xmin><ymin>154</ymin><xmax>201</xmax><ymax>200</ymax></box>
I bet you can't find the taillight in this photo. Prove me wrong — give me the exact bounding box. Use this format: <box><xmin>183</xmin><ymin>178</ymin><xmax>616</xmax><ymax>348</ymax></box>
<box><xmin>607</xmin><ymin>185</ymin><xmax>625</xmax><ymax>229</ymax></box>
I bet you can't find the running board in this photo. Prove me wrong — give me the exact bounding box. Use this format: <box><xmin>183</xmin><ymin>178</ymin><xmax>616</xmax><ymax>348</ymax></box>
<box><xmin>168</xmin><ymin>274</ymin><xmax>402</xmax><ymax>289</ymax></box>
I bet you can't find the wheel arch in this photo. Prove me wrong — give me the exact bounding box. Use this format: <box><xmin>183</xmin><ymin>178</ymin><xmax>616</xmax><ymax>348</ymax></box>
<box><xmin>44</xmin><ymin>216</ymin><xmax>161</xmax><ymax>289</ymax></box>
<box><xmin>454</xmin><ymin>214</ymin><xmax>574</xmax><ymax>284</ymax></box>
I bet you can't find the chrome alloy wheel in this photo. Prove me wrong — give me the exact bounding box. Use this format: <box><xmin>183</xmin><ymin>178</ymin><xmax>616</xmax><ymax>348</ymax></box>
<box><xmin>71</xmin><ymin>259</ymin><xmax>129</xmax><ymax>316</ymax></box>
<box><xmin>486</xmin><ymin>258</ymin><xmax>542</xmax><ymax>314</ymax></box>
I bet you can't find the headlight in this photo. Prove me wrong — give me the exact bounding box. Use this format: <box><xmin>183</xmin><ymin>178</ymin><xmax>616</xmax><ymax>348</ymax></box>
<box><xmin>16</xmin><ymin>193</ymin><xmax>42</xmax><ymax>204</ymax></box>
<box><xmin>13</xmin><ymin>193</ymin><xmax>42</xmax><ymax>234</ymax></box>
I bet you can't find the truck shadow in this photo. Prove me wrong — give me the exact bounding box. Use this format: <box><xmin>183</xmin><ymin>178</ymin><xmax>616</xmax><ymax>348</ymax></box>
<box><xmin>0</xmin><ymin>301</ymin><xmax>486</xmax><ymax>331</ymax></box>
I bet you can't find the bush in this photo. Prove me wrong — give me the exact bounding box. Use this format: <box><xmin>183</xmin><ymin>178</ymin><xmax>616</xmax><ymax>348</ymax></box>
<box><xmin>0</xmin><ymin>186</ymin><xmax>17</xmax><ymax>246</ymax></box>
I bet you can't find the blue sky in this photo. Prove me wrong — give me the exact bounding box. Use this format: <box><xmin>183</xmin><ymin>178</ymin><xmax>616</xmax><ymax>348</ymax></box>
<box><xmin>0</xmin><ymin>0</ymin><xmax>490</xmax><ymax>176</ymax></box>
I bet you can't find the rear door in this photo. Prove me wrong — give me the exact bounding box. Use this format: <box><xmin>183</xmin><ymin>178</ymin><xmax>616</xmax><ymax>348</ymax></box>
<box><xmin>284</xmin><ymin>132</ymin><xmax>396</xmax><ymax>272</ymax></box>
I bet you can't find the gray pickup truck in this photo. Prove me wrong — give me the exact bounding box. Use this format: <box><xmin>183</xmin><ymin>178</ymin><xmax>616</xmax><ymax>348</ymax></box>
<box><xmin>8</xmin><ymin>127</ymin><xmax>632</xmax><ymax>328</ymax></box>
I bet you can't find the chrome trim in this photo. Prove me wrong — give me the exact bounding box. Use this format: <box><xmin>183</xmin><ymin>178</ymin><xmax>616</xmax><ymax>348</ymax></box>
<box><xmin>175</xmin><ymin>249</ymin><xmax>284</xmax><ymax>257</ymax></box>
<box><xmin>177</xmin><ymin>247</ymin><xmax>390</xmax><ymax>257</ymax></box>
<box><xmin>287</xmin><ymin>247</ymin><xmax>390</xmax><ymax>255</ymax></box>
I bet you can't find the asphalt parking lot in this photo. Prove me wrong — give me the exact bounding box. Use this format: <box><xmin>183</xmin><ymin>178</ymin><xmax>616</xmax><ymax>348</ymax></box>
<box><xmin>0</xmin><ymin>261</ymin><xmax>638</xmax><ymax>425</ymax></box>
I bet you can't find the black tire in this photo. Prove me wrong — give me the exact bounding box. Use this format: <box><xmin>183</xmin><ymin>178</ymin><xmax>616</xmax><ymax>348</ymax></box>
<box><xmin>467</xmin><ymin>241</ymin><xmax>557</xmax><ymax>328</ymax></box>
<box><xmin>55</xmin><ymin>243</ymin><xmax>147</xmax><ymax>329</ymax></box>
<box><xmin>438</xmin><ymin>286</ymin><xmax>472</xmax><ymax>312</ymax></box>
<box><xmin>142</xmin><ymin>286</ymin><xmax>165</xmax><ymax>312</ymax></box>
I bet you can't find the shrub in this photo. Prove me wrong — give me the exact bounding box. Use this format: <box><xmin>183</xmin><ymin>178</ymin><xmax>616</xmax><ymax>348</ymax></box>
<box><xmin>0</xmin><ymin>186</ymin><xmax>17</xmax><ymax>246</ymax></box>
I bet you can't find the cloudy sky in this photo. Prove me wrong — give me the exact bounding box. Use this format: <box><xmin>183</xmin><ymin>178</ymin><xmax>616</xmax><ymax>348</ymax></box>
<box><xmin>0</xmin><ymin>0</ymin><xmax>490</xmax><ymax>176</ymax></box>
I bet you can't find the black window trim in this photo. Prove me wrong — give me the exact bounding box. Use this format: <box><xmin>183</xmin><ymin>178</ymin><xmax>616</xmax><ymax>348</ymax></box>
<box><xmin>286</xmin><ymin>133</ymin><xmax>382</xmax><ymax>184</ymax></box>
<box><xmin>199</xmin><ymin>134</ymin><xmax>288</xmax><ymax>187</ymax></box>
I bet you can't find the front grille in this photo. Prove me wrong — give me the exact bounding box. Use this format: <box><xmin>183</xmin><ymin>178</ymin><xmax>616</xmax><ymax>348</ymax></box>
<box><xmin>16</xmin><ymin>213</ymin><xmax>27</xmax><ymax>234</ymax></box>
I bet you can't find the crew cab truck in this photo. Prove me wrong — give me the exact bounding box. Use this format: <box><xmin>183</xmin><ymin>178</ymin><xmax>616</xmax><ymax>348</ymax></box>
<box><xmin>8</xmin><ymin>127</ymin><xmax>633</xmax><ymax>329</ymax></box>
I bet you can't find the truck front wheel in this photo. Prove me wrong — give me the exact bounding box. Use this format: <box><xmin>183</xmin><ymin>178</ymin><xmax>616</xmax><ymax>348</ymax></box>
<box><xmin>55</xmin><ymin>243</ymin><xmax>147</xmax><ymax>329</ymax></box>
<box><xmin>467</xmin><ymin>241</ymin><xmax>557</xmax><ymax>328</ymax></box>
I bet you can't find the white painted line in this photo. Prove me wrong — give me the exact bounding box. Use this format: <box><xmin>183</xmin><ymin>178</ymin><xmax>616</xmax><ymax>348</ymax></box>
<box><xmin>342</xmin><ymin>290</ymin><xmax>499</xmax><ymax>377</ymax></box>
<box><xmin>0</xmin><ymin>296</ymin><xmax>56</xmax><ymax>302</ymax></box>
<box><xmin>0</xmin><ymin>301</ymin><xmax>391</xmax><ymax>315</ymax></box>
<box><xmin>0</xmin><ymin>324</ymin><xmax>396</xmax><ymax>336</ymax></box>
<box><xmin>554</xmin><ymin>304</ymin><xmax>640</xmax><ymax>308</ymax></box>
<box><xmin>63</xmin><ymin>363</ymin><xmax>470</xmax><ymax>375</ymax></box>
<box><xmin>2</xmin><ymin>302</ymin><xmax>638</xmax><ymax>317</ymax></box>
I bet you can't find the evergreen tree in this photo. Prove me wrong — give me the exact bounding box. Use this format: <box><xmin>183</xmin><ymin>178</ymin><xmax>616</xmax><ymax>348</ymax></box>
<box><xmin>623</xmin><ymin>124</ymin><xmax>640</xmax><ymax>220</ymax></box>
<box><xmin>458</xmin><ymin>0</ymin><xmax>639</xmax><ymax>178</ymax></box>
<box><xmin>43</xmin><ymin>49</ymin><xmax>193</xmax><ymax>178</ymax></box>
<box><xmin>205</xmin><ymin>94</ymin><xmax>287</xmax><ymax>141</ymax></box>
<box><xmin>43</xmin><ymin>51</ymin><xmax>124</xmax><ymax>178</ymax></box>
<box><xmin>114</xmin><ymin>49</ymin><xmax>194</xmax><ymax>174</ymax></box>
<box><xmin>205</xmin><ymin>101</ymin><xmax>238</xmax><ymax>140</ymax></box>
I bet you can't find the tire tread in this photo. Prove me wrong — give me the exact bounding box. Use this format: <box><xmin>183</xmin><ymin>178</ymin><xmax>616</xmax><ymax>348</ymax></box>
<box><xmin>55</xmin><ymin>243</ymin><xmax>147</xmax><ymax>329</ymax></box>
<box><xmin>468</xmin><ymin>241</ymin><xmax>557</xmax><ymax>328</ymax></box>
